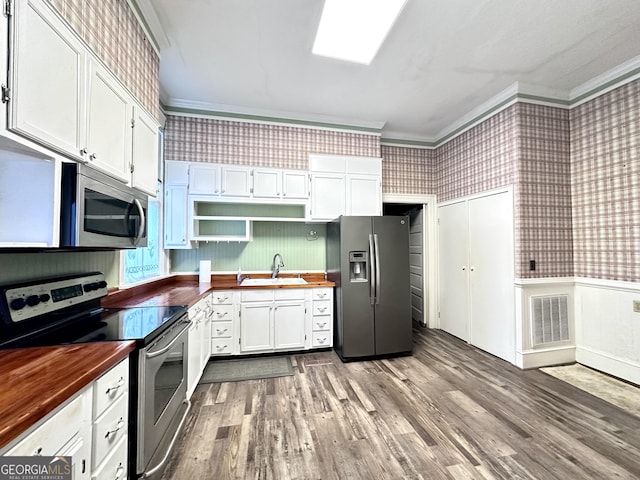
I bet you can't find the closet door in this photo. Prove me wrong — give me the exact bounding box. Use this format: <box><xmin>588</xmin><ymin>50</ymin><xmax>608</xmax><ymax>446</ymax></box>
<box><xmin>468</xmin><ymin>191</ymin><xmax>514</xmax><ymax>363</ymax></box>
<box><xmin>438</xmin><ymin>201</ymin><xmax>469</xmax><ymax>341</ymax></box>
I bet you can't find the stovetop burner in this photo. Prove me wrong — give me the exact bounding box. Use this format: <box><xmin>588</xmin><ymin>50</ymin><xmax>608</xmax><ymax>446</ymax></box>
<box><xmin>0</xmin><ymin>272</ymin><xmax>187</xmax><ymax>349</ymax></box>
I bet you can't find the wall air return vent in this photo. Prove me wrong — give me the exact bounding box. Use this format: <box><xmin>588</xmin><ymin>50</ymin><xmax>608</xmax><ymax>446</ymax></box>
<box><xmin>531</xmin><ymin>295</ymin><xmax>570</xmax><ymax>346</ymax></box>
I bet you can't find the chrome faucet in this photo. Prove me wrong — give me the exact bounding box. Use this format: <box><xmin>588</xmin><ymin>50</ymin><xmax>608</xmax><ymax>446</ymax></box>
<box><xmin>271</xmin><ymin>253</ymin><xmax>284</xmax><ymax>278</ymax></box>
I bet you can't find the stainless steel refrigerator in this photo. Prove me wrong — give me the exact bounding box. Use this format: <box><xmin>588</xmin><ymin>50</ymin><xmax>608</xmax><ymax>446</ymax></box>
<box><xmin>327</xmin><ymin>216</ymin><xmax>412</xmax><ymax>361</ymax></box>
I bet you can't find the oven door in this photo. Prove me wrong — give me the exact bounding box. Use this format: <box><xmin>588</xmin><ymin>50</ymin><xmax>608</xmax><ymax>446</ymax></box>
<box><xmin>137</xmin><ymin>317</ymin><xmax>190</xmax><ymax>478</ymax></box>
<box><xmin>61</xmin><ymin>163</ymin><xmax>148</xmax><ymax>248</ymax></box>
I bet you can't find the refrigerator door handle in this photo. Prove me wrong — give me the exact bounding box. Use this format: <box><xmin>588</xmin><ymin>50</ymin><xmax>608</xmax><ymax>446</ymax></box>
<box><xmin>373</xmin><ymin>233</ymin><xmax>381</xmax><ymax>305</ymax></box>
<box><xmin>368</xmin><ymin>234</ymin><xmax>376</xmax><ymax>305</ymax></box>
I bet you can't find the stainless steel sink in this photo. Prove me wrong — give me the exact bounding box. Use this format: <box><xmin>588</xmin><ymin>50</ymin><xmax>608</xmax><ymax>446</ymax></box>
<box><xmin>240</xmin><ymin>277</ymin><xmax>308</xmax><ymax>286</ymax></box>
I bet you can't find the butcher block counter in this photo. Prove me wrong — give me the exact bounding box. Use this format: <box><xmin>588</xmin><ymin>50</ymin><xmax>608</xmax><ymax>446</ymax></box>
<box><xmin>0</xmin><ymin>341</ymin><xmax>134</xmax><ymax>449</ymax></box>
<box><xmin>102</xmin><ymin>273</ymin><xmax>335</xmax><ymax>309</ymax></box>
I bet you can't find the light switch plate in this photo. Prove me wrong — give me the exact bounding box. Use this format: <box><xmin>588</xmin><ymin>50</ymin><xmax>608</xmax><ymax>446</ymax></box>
<box><xmin>634</xmin><ymin>300</ymin><xmax>640</xmax><ymax>313</ymax></box>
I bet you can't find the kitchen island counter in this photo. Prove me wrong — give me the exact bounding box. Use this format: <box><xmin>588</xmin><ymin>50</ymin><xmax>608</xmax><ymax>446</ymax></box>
<box><xmin>0</xmin><ymin>341</ymin><xmax>135</xmax><ymax>450</ymax></box>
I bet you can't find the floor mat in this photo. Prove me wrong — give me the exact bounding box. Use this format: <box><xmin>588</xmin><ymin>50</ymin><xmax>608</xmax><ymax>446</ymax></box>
<box><xmin>540</xmin><ymin>363</ymin><xmax>640</xmax><ymax>417</ymax></box>
<box><xmin>200</xmin><ymin>356</ymin><xmax>293</xmax><ymax>383</ymax></box>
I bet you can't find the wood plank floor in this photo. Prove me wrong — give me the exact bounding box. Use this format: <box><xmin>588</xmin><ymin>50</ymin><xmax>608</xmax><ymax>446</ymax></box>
<box><xmin>161</xmin><ymin>328</ymin><xmax>640</xmax><ymax>479</ymax></box>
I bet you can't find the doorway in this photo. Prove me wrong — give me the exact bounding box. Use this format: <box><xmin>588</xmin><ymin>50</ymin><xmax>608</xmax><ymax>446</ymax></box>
<box><xmin>382</xmin><ymin>194</ymin><xmax>437</xmax><ymax>328</ymax></box>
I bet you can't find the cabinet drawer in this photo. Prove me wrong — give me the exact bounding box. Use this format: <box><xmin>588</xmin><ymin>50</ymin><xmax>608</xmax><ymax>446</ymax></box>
<box><xmin>274</xmin><ymin>288</ymin><xmax>305</xmax><ymax>301</ymax></box>
<box><xmin>312</xmin><ymin>331</ymin><xmax>332</xmax><ymax>348</ymax></box>
<box><xmin>211</xmin><ymin>291</ymin><xmax>233</xmax><ymax>304</ymax></box>
<box><xmin>92</xmin><ymin>394</ymin><xmax>128</xmax><ymax>468</ymax></box>
<box><xmin>312</xmin><ymin>289</ymin><xmax>333</xmax><ymax>301</ymax></box>
<box><xmin>312</xmin><ymin>318</ymin><xmax>331</xmax><ymax>331</ymax></box>
<box><xmin>211</xmin><ymin>338</ymin><xmax>233</xmax><ymax>355</ymax></box>
<box><xmin>241</xmin><ymin>290</ymin><xmax>273</xmax><ymax>302</ymax></box>
<box><xmin>211</xmin><ymin>304</ymin><xmax>233</xmax><ymax>321</ymax></box>
<box><xmin>7</xmin><ymin>389</ymin><xmax>87</xmax><ymax>456</ymax></box>
<box><xmin>92</xmin><ymin>434</ymin><xmax>127</xmax><ymax>480</ymax></box>
<box><xmin>211</xmin><ymin>321</ymin><xmax>233</xmax><ymax>338</ymax></box>
<box><xmin>94</xmin><ymin>358</ymin><xmax>129</xmax><ymax>418</ymax></box>
<box><xmin>312</xmin><ymin>301</ymin><xmax>331</xmax><ymax>316</ymax></box>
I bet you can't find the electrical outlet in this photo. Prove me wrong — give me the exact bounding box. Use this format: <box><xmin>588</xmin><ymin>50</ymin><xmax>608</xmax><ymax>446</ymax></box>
<box><xmin>634</xmin><ymin>300</ymin><xmax>640</xmax><ymax>313</ymax></box>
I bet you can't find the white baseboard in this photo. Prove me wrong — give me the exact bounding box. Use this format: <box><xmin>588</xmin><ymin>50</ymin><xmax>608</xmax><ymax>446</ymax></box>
<box><xmin>576</xmin><ymin>346</ymin><xmax>640</xmax><ymax>385</ymax></box>
<box><xmin>516</xmin><ymin>345</ymin><xmax>576</xmax><ymax>370</ymax></box>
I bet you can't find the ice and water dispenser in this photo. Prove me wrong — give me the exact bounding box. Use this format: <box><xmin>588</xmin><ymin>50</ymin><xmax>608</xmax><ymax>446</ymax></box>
<box><xmin>349</xmin><ymin>251</ymin><xmax>368</xmax><ymax>282</ymax></box>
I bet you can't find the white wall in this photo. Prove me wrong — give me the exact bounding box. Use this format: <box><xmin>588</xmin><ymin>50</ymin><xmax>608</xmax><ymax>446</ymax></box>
<box><xmin>575</xmin><ymin>279</ymin><xmax>640</xmax><ymax>385</ymax></box>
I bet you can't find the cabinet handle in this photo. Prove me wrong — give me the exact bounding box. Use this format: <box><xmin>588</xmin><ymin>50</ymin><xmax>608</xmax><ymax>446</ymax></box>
<box><xmin>34</xmin><ymin>446</ymin><xmax>43</xmax><ymax>456</ymax></box>
<box><xmin>317</xmin><ymin>337</ymin><xmax>327</xmax><ymax>344</ymax></box>
<box><xmin>106</xmin><ymin>377</ymin><xmax>125</xmax><ymax>395</ymax></box>
<box><xmin>114</xmin><ymin>463</ymin><xmax>125</xmax><ymax>480</ymax></box>
<box><xmin>105</xmin><ymin>417</ymin><xmax>125</xmax><ymax>439</ymax></box>
<box><xmin>317</xmin><ymin>293</ymin><xmax>326</xmax><ymax>298</ymax></box>
<box><xmin>470</xmin><ymin>266</ymin><xmax>475</xmax><ymax>272</ymax></box>
<box><xmin>89</xmin><ymin>153</ymin><xmax>97</xmax><ymax>161</ymax></box>
<box><xmin>461</xmin><ymin>266</ymin><xmax>466</xmax><ymax>271</ymax></box>
<box><xmin>216</xmin><ymin>345</ymin><xmax>228</xmax><ymax>351</ymax></box>
<box><xmin>216</xmin><ymin>328</ymin><xmax>228</xmax><ymax>334</ymax></box>
<box><xmin>217</xmin><ymin>296</ymin><xmax>229</xmax><ymax>302</ymax></box>
<box><xmin>317</xmin><ymin>322</ymin><xmax>327</xmax><ymax>328</ymax></box>
<box><xmin>80</xmin><ymin>147</ymin><xmax>88</xmax><ymax>155</ymax></box>
<box><xmin>318</xmin><ymin>307</ymin><xmax>327</xmax><ymax>313</ymax></box>
<box><xmin>216</xmin><ymin>311</ymin><xmax>228</xmax><ymax>318</ymax></box>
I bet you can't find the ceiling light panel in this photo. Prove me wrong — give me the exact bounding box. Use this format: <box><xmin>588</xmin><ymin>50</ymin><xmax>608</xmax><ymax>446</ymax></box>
<box><xmin>312</xmin><ymin>0</ymin><xmax>407</xmax><ymax>65</ymax></box>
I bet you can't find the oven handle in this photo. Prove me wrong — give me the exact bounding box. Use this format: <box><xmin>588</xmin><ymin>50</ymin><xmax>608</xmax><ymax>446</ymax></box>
<box><xmin>132</xmin><ymin>198</ymin><xmax>146</xmax><ymax>246</ymax></box>
<box><xmin>145</xmin><ymin>320</ymin><xmax>191</xmax><ymax>359</ymax></box>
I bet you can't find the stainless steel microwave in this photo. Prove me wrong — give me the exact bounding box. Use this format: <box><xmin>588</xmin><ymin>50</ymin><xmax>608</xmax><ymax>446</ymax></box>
<box><xmin>60</xmin><ymin>163</ymin><xmax>148</xmax><ymax>248</ymax></box>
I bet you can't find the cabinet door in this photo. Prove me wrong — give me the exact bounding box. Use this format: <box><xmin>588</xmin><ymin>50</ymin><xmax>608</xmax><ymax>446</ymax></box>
<box><xmin>347</xmin><ymin>174</ymin><xmax>381</xmax><ymax>215</ymax></box>
<box><xmin>201</xmin><ymin>302</ymin><xmax>212</xmax><ymax>369</ymax></box>
<box><xmin>131</xmin><ymin>106</ymin><xmax>159</xmax><ymax>196</ymax></box>
<box><xmin>253</xmin><ymin>168</ymin><xmax>281</xmax><ymax>198</ymax></box>
<box><xmin>310</xmin><ymin>173</ymin><xmax>345</xmax><ymax>221</ymax></box>
<box><xmin>165</xmin><ymin>161</ymin><xmax>189</xmax><ymax>185</ymax></box>
<box><xmin>438</xmin><ymin>201</ymin><xmax>469</xmax><ymax>341</ymax></box>
<box><xmin>240</xmin><ymin>303</ymin><xmax>273</xmax><ymax>352</ymax></box>
<box><xmin>274</xmin><ymin>302</ymin><xmax>306</xmax><ymax>350</ymax></box>
<box><xmin>189</xmin><ymin>164</ymin><xmax>220</xmax><ymax>195</ymax></box>
<box><xmin>10</xmin><ymin>0</ymin><xmax>86</xmax><ymax>160</ymax></box>
<box><xmin>282</xmin><ymin>171</ymin><xmax>309</xmax><ymax>199</ymax></box>
<box><xmin>164</xmin><ymin>185</ymin><xmax>189</xmax><ymax>249</ymax></box>
<box><xmin>86</xmin><ymin>61</ymin><xmax>132</xmax><ymax>183</ymax></box>
<box><xmin>221</xmin><ymin>166</ymin><xmax>251</xmax><ymax>197</ymax></box>
<box><xmin>186</xmin><ymin>317</ymin><xmax>202</xmax><ymax>398</ymax></box>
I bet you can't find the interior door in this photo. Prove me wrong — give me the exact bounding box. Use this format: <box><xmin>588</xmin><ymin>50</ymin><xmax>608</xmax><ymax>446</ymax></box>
<box><xmin>468</xmin><ymin>191</ymin><xmax>514</xmax><ymax>363</ymax></box>
<box><xmin>438</xmin><ymin>201</ymin><xmax>469</xmax><ymax>341</ymax></box>
<box><xmin>408</xmin><ymin>207</ymin><xmax>424</xmax><ymax>324</ymax></box>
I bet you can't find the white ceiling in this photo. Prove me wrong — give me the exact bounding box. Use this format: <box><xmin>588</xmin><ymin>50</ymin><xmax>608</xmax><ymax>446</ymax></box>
<box><xmin>139</xmin><ymin>0</ymin><xmax>640</xmax><ymax>142</ymax></box>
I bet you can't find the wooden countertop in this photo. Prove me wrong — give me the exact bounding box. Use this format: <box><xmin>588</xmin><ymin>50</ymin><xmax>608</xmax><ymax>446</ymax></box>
<box><xmin>0</xmin><ymin>341</ymin><xmax>134</xmax><ymax>450</ymax></box>
<box><xmin>102</xmin><ymin>273</ymin><xmax>335</xmax><ymax>309</ymax></box>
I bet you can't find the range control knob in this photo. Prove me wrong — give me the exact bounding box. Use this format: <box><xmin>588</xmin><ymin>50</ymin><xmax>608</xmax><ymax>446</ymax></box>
<box><xmin>26</xmin><ymin>295</ymin><xmax>40</xmax><ymax>307</ymax></box>
<box><xmin>83</xmin><ymin>283</ymin><xmax>94</xmax><ymax>292</ymax></box>
<box><xmin>97</xmin><ymin>281</ymin><xmax>107</xmax><ymax>289</ymax></box>
<box><xmin>9</xmin><ymin>298</ymin><xmax>26</xmax><ymax>310</ymax></box>
<box><xmin>39</xmin><ymin>294</ymin><xmax>51</xmax><ymax>303</ymax></box>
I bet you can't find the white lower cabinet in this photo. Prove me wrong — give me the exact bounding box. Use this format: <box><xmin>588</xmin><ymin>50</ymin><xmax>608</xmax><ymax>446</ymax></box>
<box><xmin>2</xmin><ymin>357</ymin><xmax>130</xmax><ymax>480</ymax></box>
<box><xmin>187</xmin><ymin>295</ymin><xmax>211</xmax><ymax>398</ymax></box>
<box><xmin>210</xmin><ymin>291</ymin><xmax>237</xmax><ymax>356</ymax></box>
<box><xmin>238</xmin><ymin>287</ymin><xmax>333</xmax><ymax>354</ymax></box>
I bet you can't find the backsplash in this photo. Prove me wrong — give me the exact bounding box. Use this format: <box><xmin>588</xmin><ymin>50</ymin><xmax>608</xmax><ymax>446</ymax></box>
<box><xmin>170</xmin><ymin>223</ymin><xmax>327</xmax><ymax>273</ymax></box>
<box><xmin>50</xmin><ymin>0</ymin><xmax>160</xmax><ymax>120</ymax></box>
<box><xmin>0</xmin><ymin>251</ymin><xmax>119</xmax><ymax>286</ymax></box>
<box><xmin>571</xmin><ymin>78</ymin><xmax>640</xmax><ymax>282</ymax></box>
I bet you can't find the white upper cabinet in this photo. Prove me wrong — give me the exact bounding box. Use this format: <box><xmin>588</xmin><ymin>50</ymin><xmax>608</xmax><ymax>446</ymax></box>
<box><xmin>165</xmin><ymin>160</ymin><xmax>189</xmax><ymax>185</ymax></box>
<box><xmin>86</xmin><ymin>61</ymin><xmax>132</xmax><ymax>183</ymax></box>
<box><xmin>282</xmin><ymin>171</ymin><xmax>308</xmax><ymax>199</ymax></box>
<box><xmin>308</xmin><ymin>154</ymin><xmax>382</xmax><ymax>220</ymax></box>
<box><xmin>221</xmin><ymin>166</ymin><xmax>251</xmax><ymax>197</ymax></box>
<box><xmin>252</xmin><ymin>168</ymin><xmax>280</xmax><ymax>198</ymax></box>
<box><xmin>131</xmin><ymin>106</ymin><xmax>159</xmax><ymax>196</ymax></box>
<box><xmin>10</xmin><ymin>0</ymin><xmax>86</xmax><ymax>159</ymax></box>
<box><xmin>189</xmin><ymin>163</ymin><xmax>220</xmax><ymax>195</ymax></box>
<box><xmin>8</xmin><ymin>0</ymin><xmax>159</xmax><ymax>195</ymax></box>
